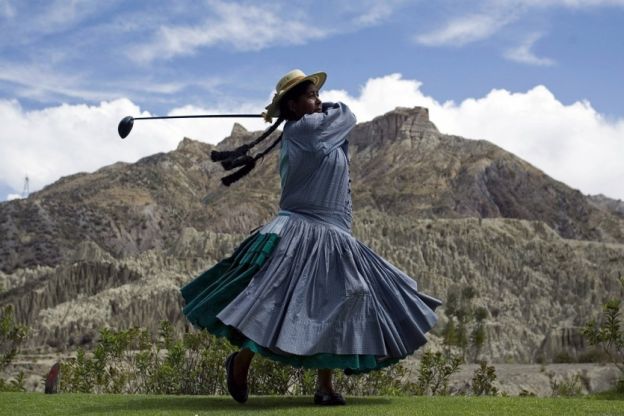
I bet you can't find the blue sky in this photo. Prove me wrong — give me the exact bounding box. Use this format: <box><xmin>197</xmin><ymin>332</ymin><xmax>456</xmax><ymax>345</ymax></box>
<box><xmin>1</xmin><ymin>0</ymin><xmax>623</xmax><ymax>201</ymax></box>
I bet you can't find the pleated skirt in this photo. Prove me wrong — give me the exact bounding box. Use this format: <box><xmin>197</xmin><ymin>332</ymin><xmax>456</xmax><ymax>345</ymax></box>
<box><xmin>180</xmin><ymin>210</ymin><xmax>442</xmax><ymax>374</ymax></box>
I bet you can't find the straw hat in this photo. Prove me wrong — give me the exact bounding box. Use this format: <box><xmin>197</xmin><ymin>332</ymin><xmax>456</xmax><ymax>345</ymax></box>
<box><xmin>263</xmin><ymin>69</ymin><xmax>327</xmax><ymax>122</ymax></box>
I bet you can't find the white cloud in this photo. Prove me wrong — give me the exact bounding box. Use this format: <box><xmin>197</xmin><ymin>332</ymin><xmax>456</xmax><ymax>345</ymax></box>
<box><xmin>0</xmin><ymin>0</ymin><xmax>108</xmax><ymax>45</ymax></box>
<box><xmin>0</xmin><ymin>60</ymin><xmax>225</xmax><ymax>105</ymax></box>
<box><xmin>322</xmin><ymin>74</ymin><xmax>439</xmax><ymax>122</ymax></box>
<box><xmin>504</xmin><ymin>32</ymin><xmax>556</xmax><ymax>66</ymax></box>
<box><xmin>0</xmin><ymin>98</ymin><xmax>268</xmax><ymax>196</ymax></box>
<box><xmin>414</xmin><ymin>0</ymin><xmax>624</xmax><ymax>47</ymax></box>
<box><xmin>1</xmin><ymin>74</ymin><xmax>623</xmax><ymax>202</ymax></box>
<box><xmin>6</xmin><ymin>193</ymin><xmax>22</xmax><ymax>201</ymax></box>
<box><xmin>0</xmin><ymin>0</ymin><xmax>15</xmax><ymax>18</ymax></box>
<box><xmin>350</xmin><ymin>0</ymin><xmax>404</xmax><ymax>26</ymax></box>
<box><xmin>30</xmin><ymin>0</ymin><xmax>102</xmax><ymax>32</ymax></box>
<box><xmin>130</xmin><ymin>0</ymin><xmax>328</xmax><ymax>63</ymax></box>
<box><xmin>0</xmin><ymin>62</ymin><xmax>122</xmax><ymax>102</ymax></box>
<box><xmin>414</xmin><ymin>11</ymin><xmax>519</xmax><ymax>46</ymax></box>
<box><xmin>321</xmin><ymin>73</ymin><xmax>624</xmax><ymax>200</ymax></box>
<box><xmin>129</xmin><ymin>0</ymin><xmax>408</xmax><ymax>63</ymax></box>
<box><xmin>514</xmin><ymin>0</ymin><xmax>624</xmax><ymax>7</ymax></box>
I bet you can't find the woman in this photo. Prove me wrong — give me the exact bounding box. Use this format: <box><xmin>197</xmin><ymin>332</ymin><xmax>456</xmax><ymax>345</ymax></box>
<box><xmin>180</xmin><ymin>69</ymin><xmax>442</xmax><ymax>406</ymax></box>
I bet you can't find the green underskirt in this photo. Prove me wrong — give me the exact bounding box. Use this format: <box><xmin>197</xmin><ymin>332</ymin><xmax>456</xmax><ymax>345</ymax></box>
<box><xmin>180</xmin><ymin>231</ymin><xmax>402</xmax><ymax>375</ymax></box>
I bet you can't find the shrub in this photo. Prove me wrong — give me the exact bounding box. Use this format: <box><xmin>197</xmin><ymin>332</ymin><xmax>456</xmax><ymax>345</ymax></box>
<box><xmin>547</xmin><ymin>371</ymin><xmax>583</xmax><ymax>397</ymax></box>
<box><xmin>0</xmin><ymin>304</ymin><xmax>28</xmax><ymax>392</ymax></box>
<box><xmin>471</xmin><ymin>360</ymin><xmax>498</xmax><ymax>396</ymax></box>
<box><xmin>336</xmin><ymin>361</ymin><xmax>415</xmax><ymax>396</ymax></box>
<box><xmin>60</xmin><ymin>321</ymin><xmax>421</xmax><ymax>396</ymax></box>
<box><xmin>441</xmin><ymin>284</ymin><xmax>489</xmax><ymax>362</ymax></box>
<box><xmin>61</xmin><ymin>322</ymin><xmax>226</xmax><ymax>394</ymax></box>
<box><xmin>583</xmin><ymin>276</ymin><xmax>624</xmax><ymax>390</ymax></box>
<box><xmin>0</xmin><ymin>371</ymin><xmax>26</xmax><ymax>392</ymax></box>
<box><xmin>413</xmin><ymin>350</ymin><xmax>463</xmax><ymax>396</ymax></box>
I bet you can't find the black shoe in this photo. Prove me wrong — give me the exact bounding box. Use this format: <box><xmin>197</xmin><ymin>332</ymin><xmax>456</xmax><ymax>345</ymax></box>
<box><xmin>313</xmin><ymin>389</ymin><xmax>346</xmax><ymax>405</ymax></box>
<box><xmin>225</xmin><ymin>351</ymin><xmax>248</xmax><ymax>403</ymax></box>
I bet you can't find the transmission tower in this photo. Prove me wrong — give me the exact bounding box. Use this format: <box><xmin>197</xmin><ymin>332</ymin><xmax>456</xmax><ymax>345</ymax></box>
<box><xmin>22</xmin><ymin>176</ymin><xmax>29</xmax><ymax>198</ymax></box>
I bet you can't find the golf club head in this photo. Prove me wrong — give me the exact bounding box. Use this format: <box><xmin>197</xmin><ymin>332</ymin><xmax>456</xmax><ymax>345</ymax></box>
<box><xmin>118</xmin><ymin>116</ymin><xmax>134</xmax><ymax>139</ymax></box>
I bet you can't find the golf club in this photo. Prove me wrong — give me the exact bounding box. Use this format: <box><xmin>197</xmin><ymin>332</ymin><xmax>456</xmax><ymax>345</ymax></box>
<box><xmin>118</xmin><ymin>113</ymin><xmax>265</xmax><ymax>138</ymax></box>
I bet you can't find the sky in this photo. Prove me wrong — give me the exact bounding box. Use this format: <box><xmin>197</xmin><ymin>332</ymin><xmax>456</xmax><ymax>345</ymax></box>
<box><xmin>0</xmin><ymin>0</ymin><xmax>623</xmax><ymax>201</ymax></box>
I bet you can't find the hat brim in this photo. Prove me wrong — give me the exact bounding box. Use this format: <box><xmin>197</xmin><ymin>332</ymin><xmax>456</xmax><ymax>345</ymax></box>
<box><xmin>264</xmin><ymin>72</ymin><xmax>327</xmax><ymax>118</ymax></box>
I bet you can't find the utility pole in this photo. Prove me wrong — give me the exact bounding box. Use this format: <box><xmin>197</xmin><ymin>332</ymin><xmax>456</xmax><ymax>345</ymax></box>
<box><xmin>22</xmin><ymin>176</ymin><xmax>29</xmax><ymax>198</ymax></box>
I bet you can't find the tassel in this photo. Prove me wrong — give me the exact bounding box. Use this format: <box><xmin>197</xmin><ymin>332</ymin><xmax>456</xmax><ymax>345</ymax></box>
<box><xmin>211</xmin><ymin>144</ymin><xmax>251</xmax><ymax>161</ymax></box>
<box><xmin>211</xmin><ymin>116</ymin><xmax>283</xmax><ymax>163</ymax></box>
<box><xmin>221</xmin><ymin>159</ymin><xmax>256</xmax><ymax>186</ymax></box>
<box><xmin>221</xmin><ymin>155</ymin><xmax>254</xmax><ymax>171</ymax></box>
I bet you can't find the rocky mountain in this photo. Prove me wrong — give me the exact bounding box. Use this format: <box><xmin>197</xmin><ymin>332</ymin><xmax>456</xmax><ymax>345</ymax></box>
<box><xmin>1</xmin><ymin>106</ymin><xmax>623</xmax><ymax>363</ymax></box>
<box><xmin>587</xmin><ymin>194</ymin><xmax>624</xmax><ymax>218</ymax></box>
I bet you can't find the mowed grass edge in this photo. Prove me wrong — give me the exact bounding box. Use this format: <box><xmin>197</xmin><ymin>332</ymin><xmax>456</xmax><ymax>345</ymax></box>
<box><xmin>1</xmin><ymin>393</ymin><xmax>624</xmax><ymax>416</ymax></box>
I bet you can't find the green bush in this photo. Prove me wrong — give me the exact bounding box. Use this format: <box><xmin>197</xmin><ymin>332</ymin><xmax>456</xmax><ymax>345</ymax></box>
<box><xmin>471</xmin><ymin>360</ymin><xmax>498</xmax><ymax>396</ymax></box>
<box><xmin>0</xmin><ymin>371</ymin><xmax>26</xmax><ymax>392</ymax></box>
<box><xmin>583</xmin><ymin>276</ymin><xmax>624</xmax><ymax>389</ymax></box>
<box><xmin>441</xmin><ymin>284</ymin><xmax>489</xmax><ymax>363</ymax></box>
<box><xmin>547</xmin><ymin>371</ymin><xmax>583</xmax><ymax>397</ymax></box>
<box><xmin>60</xmin><ymin>321</ymin><xmax>422</xmax><ymax>396</ymax></box>
<box><xmin>61</xmin><ymin>322</ymin><xmax>229</xmax><ymax>394</ymax></box>
<box><xmin>336</xmin><ymin>360</ymin><xmax>415</xmax><ymax>396</ymax></box>
<box><xmin>413</xmin><ymin>350</ymin><xmax>463</xmax><ymax>396</ymax></box>
<box><xmin>0</xmin><ymin>304</ymin><xmax>28</xmax><ymax>392</ymax></box>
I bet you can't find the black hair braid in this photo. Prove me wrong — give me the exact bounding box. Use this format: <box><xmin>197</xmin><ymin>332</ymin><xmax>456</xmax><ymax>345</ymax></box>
<box><xmin>210</xmin><ymin>116</ymin><xmax>284</xmax><ymax>162</ymax></box>
<box><xmin>221</xmin><ymin>154</ymin><xmax>254</xmax><ymax>171</ymax></box>
<box><xmin>220</xmin><ymin>159</ymin><xmax>256</xmax><ymax>186</ymax></box>
<box><xmin>220</xmin><ymin>132</ymin><xmax>284</xmax><ymax>186</ymax></box>
<box><xmin>215</xmin><ymin>117</ymin><xmax>285</xmax><ymax>186</ymax></box>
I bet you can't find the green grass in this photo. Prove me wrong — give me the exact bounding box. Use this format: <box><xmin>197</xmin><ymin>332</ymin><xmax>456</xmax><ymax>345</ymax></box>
<box><xmin>1</xmin><ymin>393</ymin><xmax>623</xmax><ymax>416</ymax></box>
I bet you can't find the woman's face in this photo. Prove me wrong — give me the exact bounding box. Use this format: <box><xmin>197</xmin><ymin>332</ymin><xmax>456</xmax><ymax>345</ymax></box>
<box><xmin>287</xmin><ymin>82</ymin><xmax>322</xmax><ymax>120</ymax></box>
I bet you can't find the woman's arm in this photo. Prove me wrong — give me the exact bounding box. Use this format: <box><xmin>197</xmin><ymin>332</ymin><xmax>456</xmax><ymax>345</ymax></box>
<box><xmin>285</xmin><ymin>101</ymin><xmax>357</xmax><ymax>155</ymax></box>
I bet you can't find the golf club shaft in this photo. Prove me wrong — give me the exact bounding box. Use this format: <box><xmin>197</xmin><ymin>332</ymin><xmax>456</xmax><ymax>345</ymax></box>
<box><xmin>134</xmin><ymin>114</ymin><xmax>263</xmax><ymax>120</ymax></box>
<box><xmin>118</xmin><ymin>113</ymin><xmax>267</xmax><ymax>138</ymax></box>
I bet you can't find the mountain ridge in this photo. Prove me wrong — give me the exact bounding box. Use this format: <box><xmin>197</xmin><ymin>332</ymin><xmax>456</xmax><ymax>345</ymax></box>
<box><xmin>1</xmin><ymin>105</ymin><xmax>623</xmax><ymax>364</ymax></box>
